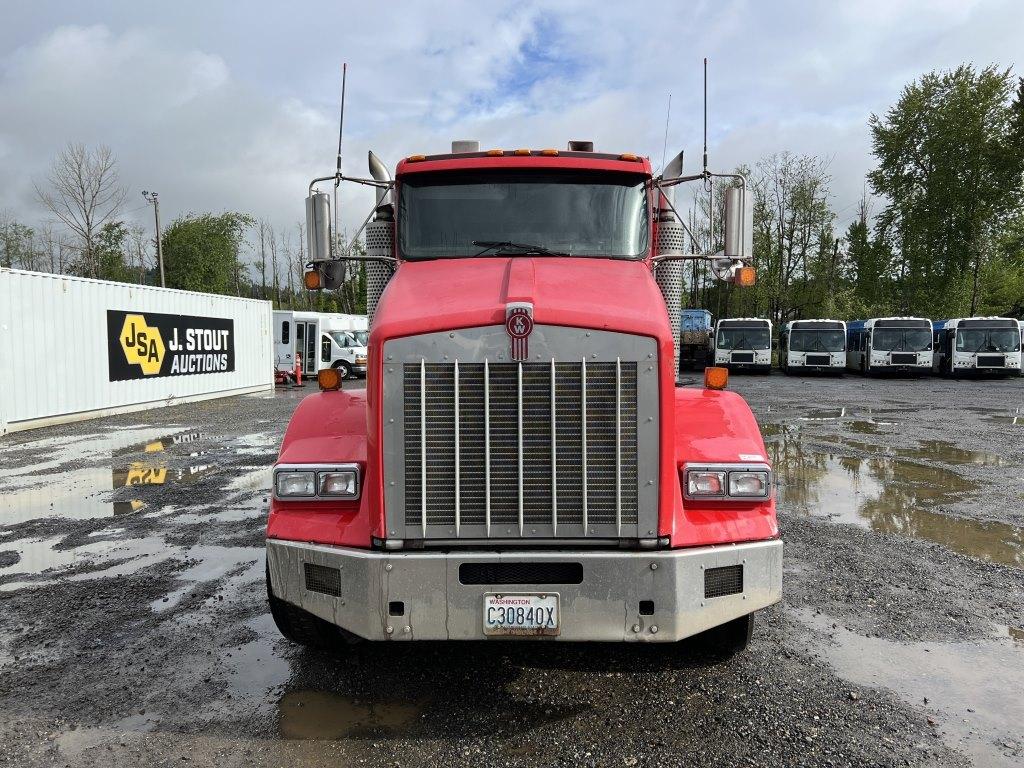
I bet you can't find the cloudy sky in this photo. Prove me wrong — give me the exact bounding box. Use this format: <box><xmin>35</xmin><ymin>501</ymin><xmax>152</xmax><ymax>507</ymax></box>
<box><xmin>1</xmin><ymin>0</ymin><xmax>1022</xmax><ymax>247</ymax></box>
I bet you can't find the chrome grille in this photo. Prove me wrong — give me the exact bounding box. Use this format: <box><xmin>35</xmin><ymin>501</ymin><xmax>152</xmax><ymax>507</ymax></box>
<box><xmin>403</xmin><ymin>360</ymin><xmax>639</xmax><ymax>538</ymax></box>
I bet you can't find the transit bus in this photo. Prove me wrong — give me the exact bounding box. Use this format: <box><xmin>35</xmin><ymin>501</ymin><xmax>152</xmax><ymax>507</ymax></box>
<box><xmin>713</xmin><ymin>317</ymin><xmax>772</xmax><ymax>373</ymax></box>
<box><xmin>932</xmin><ymin>317</ymin><xmax>1022</xmax><ymax>377</ymax></box>
<box><xmin>779</xmin><ymin>319</ymin><xmax>846</xmax><ymax>374</ymax></box>
<box><xmin>846</xmin><ymin>317</ymin><xmax>933</xmax><ymax>375</ymax></box>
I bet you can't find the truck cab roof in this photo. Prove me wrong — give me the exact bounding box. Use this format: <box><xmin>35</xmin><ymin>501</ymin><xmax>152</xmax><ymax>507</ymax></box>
<box><xmin>395</xmin><ymin>149</ymin><xmax>652</xmax><ymax>177</ymax></box>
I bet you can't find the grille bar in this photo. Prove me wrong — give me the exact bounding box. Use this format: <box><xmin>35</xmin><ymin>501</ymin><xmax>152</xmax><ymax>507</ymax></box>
<box><xmin>454</xmin><ymin>359</ymin><xmax>461</xmax><ymax>537</ymax></box>
<box><xmin>517</xmin><ymin>361</ymin><xmax>524</xmax><ymax>536</ymax></box>
<box><xmin>581</xmin><ymin>357</ymin><xmax>588</xmax><ymax>536</ymax></box>
<box><xmin>550</xmin><ymin>357</ymin><xmax>557</xmax><ymax>535</ymax></box>
<box><xmin>485</xmin><ymin>358</ymin><xmax>491</xmax><ymax>537</ymax></box>
<box><xmin>616</xmin><ymin>356</ymin><xmax>621</xmax><ymax>536</ymax></box>
<box><xmin>420</xmin><ymin>358</ymin><xmax>427</xmax><ymax>538</ymax></box>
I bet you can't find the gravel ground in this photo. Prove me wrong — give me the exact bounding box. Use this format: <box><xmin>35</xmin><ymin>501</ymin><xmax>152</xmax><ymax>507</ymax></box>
<box><xmin>0</xmin><ymin>374</ymin><xmax>1022</xmax><ymax>767</ymax></box>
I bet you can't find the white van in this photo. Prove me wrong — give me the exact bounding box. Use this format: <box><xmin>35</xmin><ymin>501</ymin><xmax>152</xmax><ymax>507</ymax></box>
<box><xmin>273</xmin><ymin>311</ymin><xmax>368</xmax><ymax>381</ymax></box>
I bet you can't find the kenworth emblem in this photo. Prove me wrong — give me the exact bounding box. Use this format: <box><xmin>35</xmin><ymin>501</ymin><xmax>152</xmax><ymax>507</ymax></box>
<box><xmin>505</xmin><ymin>302</ymin><xmax>534</xmax><ymax>362</ymax></box>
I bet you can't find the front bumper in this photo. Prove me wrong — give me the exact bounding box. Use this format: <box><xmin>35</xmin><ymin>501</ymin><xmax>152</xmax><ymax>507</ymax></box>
<box><xmin>266</xmin><ymin>538</ymin><xmax>783</xmax><ymax>642</ymax></box>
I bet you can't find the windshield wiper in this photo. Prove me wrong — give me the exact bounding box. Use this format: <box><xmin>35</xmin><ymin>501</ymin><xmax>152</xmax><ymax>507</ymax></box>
<box><xmin>472</xmin><ymin>240</ymin><xmax>569</xmax><ymax>257</ymax></box>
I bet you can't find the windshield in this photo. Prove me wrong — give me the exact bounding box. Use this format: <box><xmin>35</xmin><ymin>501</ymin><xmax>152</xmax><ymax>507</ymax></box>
<box><xmin>399</xmin><ymin>171</ymin><xmax>648</xmax><ymax>259</ymax></box>
<box><xmin>872</xmin><ymin>328</ymin><xmax>931</xmax><ymax>352</ymax></box>
<box><xmin>790</xmin><ymin>329</ymin><xmax>845</xmax><ymax>352</ymax></box>
<box><xmin>956</xmin><ymin>328</ymin><xmax>1020</xmax><ymax>353</ymax></box>
<box><xmin>717</xmin><ymin>328</ymin><xmax>771</xmax><ymax>350</ymax></box>
<box><xmin>352</xmin><ymin>330</ymin><xmax>368</xmax><ymax>346</ymax></box>
<box><xmin>329</xmin><ymin>331</ymin><xmax>360</xmax><ymax>348</ymax></box>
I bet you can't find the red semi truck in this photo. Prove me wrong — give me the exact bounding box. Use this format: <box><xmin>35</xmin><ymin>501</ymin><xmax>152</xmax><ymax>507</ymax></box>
<box><xmin>265</xmin><ymin>141</ymin><xmax>781</xmax><ymax>652</ymax></box>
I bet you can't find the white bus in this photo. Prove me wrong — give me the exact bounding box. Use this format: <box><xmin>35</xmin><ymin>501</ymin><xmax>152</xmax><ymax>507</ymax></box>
<box><xmin>779</xmin><ymin>319</ymin><xmax>846</xmax><ymax>374</ymax></box>
<box><xmin>932</xmin><ymin>317</ymin><xmax>1022</xmax><ymax>377</ymax></box>
<box><xmin>846</xmin><ymin>317</ymin><xmax>933</xmax><ymax>375</ymax></box>
<box><xmin>713</xmin><ymin>318</ymin><xmax>772</xmax><ymax>374</ymax></box>
<box><xmin>273</xmin><ymin>311</ymin><xmax>368</xmax><ymax>381</ymax></box>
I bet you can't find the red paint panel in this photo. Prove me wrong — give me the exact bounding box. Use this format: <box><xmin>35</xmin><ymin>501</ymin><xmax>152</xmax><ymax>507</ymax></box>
<box><xmin>668</xmin><ymin>388</ymin><xmax>778</xmax><ymax>547</ymax></box>
<box><xmin>267</xmin><ymin>389</ymin><xmax>377</xmax><ymax>548</ymax></box>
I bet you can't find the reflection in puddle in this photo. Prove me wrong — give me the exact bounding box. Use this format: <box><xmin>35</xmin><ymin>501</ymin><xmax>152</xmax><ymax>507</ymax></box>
<box><xmin>769</xmin><ymin>438</ymin><xmax>1023</xmax><ymax>567</ymax></box>
<box><xmin>278</xmin><ymin>690</ymin><xmax>422</xmax><ymax>740</ymax></box>
<box><xmin>796</xmin><ymin>608</ymin><xmax>1024</xmax><ymax>768</ymax></box>
<box><xmin>0</xmin><ymin>429</ymin><xmax>275</xmax><ymax>525</ymax></box>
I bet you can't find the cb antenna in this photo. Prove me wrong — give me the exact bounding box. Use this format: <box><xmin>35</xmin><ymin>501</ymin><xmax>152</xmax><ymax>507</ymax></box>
<box><xmin>700</xmin><ymin>57</ymin><xmax>708</xmax><ymax>177</ymax></box>
<box><xmin>333</xmin><ymin>63</ymin><xmax>347</xmax><ymax>258</ymax></box>
<box><xmin>660</xmin><ymin>93</ymin><xmax>672</xmax><ymax>174</ymax></box>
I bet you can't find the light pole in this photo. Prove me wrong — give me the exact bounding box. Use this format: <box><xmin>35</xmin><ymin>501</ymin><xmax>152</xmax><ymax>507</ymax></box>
<box><xmin>142</xmin><ymin>190</ymin><xmax>165</xmax><ymax>287</ymax></box>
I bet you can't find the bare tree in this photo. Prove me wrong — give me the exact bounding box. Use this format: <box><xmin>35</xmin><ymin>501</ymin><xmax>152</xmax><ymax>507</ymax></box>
<box><xmin>267</xmin><ymin>223</ymin><xmax>280</xmax><ymax>306</ymax></box>
<box><xmin>34</xmin><ymin>143</ymin><xmax>127</xmax><ymax>279</ymax></box>
<box><xmin>128</xmin><ymin>224</ymin><xmax>152</xmax><ymax>284</ymax></box>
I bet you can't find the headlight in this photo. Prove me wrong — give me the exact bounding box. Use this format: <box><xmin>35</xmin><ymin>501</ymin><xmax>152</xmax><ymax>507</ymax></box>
<box><xmin>355</xmin><ymin>355</ymin><xmax>367</xmax><ymax>365</ymax></box>
<box><xmin>319</xmin><ymin>469</ymin><xmax>359</xmax><ymax>498</ymax></box>
<box><xmin>728</xmin><ymin>470</ymin><xmax>770</xmax><ymax>497</ymax></box>
<box><xmin>683</xmin><ymin>464</ymin><xmax>772</xmax><ymax>501</ymax></box>
<box><xmin>687</xmin><ymin>470</ymin><xmax>726</xmax><ymax>497</ymax></box>
<box><xmin>274</xmin><ymin>464</ymin><xmax>361</xmax><ymax>500</ymax></box>
<box><xmin>275</xmin><ymin>470</ymin><xmax>316</xmax><ymax>497</ymax></box>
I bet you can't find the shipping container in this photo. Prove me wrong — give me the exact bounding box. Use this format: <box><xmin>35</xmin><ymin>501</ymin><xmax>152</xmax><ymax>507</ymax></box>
<box><xmin>0</xmin><ymin>269</ymin><xmax>273</xmax><ymax>433</ymax></box>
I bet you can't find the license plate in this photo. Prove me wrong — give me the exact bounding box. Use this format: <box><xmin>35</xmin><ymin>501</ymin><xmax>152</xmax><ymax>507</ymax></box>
<box><xmin>483</xmin><ymin>593</ymin><xmax>559</xmax><ymax>636</ymax></box>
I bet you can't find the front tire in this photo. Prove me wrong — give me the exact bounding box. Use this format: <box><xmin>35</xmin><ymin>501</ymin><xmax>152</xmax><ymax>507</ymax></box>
<box><xmin>267</xmin><ymin>564</ymin><xmax>346</xmax><ymax>650</ymax></box>
<box><xmin>333</xmin><ymin>360</ymin><xmax>353</xmax><ymax>380</ymax></box>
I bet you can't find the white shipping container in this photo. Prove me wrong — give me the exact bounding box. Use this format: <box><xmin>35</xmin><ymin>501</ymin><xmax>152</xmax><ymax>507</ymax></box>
<box><xmin>0</xmin><ymin>269</ymin><xmax>274</xmax><ymax>434</ymax></box>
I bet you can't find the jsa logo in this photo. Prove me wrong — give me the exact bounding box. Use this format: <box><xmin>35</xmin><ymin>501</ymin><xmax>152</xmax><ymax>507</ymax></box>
<box><xmin>120</xmin><ymin>314</ymin><xmax>165</xmax><ymax>375</ymax></box>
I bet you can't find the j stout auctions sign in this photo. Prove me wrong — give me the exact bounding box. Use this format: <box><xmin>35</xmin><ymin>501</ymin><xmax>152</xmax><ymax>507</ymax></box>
<box><xmin>107</xmin><ymin>310</ymin><xmax>235</xmax><ymax>381</ymax></box>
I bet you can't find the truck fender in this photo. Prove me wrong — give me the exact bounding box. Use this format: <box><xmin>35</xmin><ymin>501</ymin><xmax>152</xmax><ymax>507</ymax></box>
<box><xmin>669</xmin><ymin>387</ymin><xmax>778</xmax><ymax>547</ymax></box>
<box><xmin>268</xmin><ymin>389</ymin><xmax>375</xmax><ymax>547</ymax></box>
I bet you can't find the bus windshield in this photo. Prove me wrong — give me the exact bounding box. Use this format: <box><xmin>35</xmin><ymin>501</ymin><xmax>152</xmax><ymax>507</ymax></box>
<box><xmin>789</xmin><ymin>329</ymin><xmax>845</xmax><ymax>352</ymax></box>
<box><xmin>399</xmin><ymin>170</ymin><xmax>649</xmax><ymax>260</ymax></box>
<box><xmin>956</xmin><ymin>328</ymin><xmax>1020</xmax><ymax>353</ymax></box>
<box><xmin>352</xmin><ymin>330</ymin><xmax>368</xmax><ymax>346</ymax></box>
<box><xmin>718</xmin><ymin>328</ymin><xmax>771</xmax><ymax>350</ymax></box>
<box><xmin>329</xmin><ymin>331</ymin><xmax>360</xmax><ymax>348</ymax></box>
<box><xmin>872</xmin><ymin>328</ymin><xmax>931</xmax><ymax>352</ymax></box>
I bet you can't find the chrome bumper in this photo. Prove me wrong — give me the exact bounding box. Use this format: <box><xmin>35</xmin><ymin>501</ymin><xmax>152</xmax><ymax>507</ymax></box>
<box><xmin>266</xmin><ymin>538</ymin><xmax>782</xmax><ymax>642</ymax></box>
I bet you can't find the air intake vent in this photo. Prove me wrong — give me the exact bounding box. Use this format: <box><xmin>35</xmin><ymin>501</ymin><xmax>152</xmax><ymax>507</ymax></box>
<box><xmin>459</xmin><ymin>562</ymin><xmax>583</xmax><ymax>585</ymax></box>
<box><xmin>304</xmin><ymin>562</ymin><xmax>342</xmax><ymax>597</ymax></box>
<box><xmin>704</xmin><ymin>565</ymin><xmax>743</xmax><ymax>598</ymax></box>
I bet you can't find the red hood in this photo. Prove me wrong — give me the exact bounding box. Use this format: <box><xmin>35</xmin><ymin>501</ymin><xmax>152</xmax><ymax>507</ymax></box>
<box><xmin>372</xmin><ymin>256</ymin><xmax>671</xmax><ymax>341</ymax></box>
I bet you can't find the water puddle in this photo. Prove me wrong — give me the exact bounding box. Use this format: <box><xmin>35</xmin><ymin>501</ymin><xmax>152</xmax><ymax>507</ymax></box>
<box><xmin>278</xmin><ymin>690</ymin><xmax>423</xmax><ymax>740</ymax></box>
<box><xmin>796</xmin><ymin>608</ymin><xmax>1024</xmax><ymax>767</ymax></box>
<box><xmin>769</xmin><ymin>440</ymin><xmax>1023</xmax><ymax>567</ymax></box>
<box><xmin>0</xmin><ymin>430</ymin><xmax>276</xmax><ymax>525</ymax></box>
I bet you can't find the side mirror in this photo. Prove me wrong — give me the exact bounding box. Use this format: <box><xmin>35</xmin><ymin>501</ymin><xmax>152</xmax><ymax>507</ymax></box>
<box><xmin>305</xmin><ymin>192</ymin><xmax>332</xmax><ymax>262</ymax></box>
<box><xmin>724</xmin><ymin>186</ymin><xmax>753</xmax><ymax>259</ymax></box>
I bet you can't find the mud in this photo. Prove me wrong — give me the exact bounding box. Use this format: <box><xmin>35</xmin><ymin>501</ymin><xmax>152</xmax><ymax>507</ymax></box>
<box><xmin>0</xmin><ymin>375</ymin><xmax>1022</xmax><ymax>766</ymax></box>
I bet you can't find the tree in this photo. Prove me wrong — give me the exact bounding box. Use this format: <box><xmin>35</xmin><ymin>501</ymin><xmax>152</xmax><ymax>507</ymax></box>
<box><xmin>162</xmin><ymin>212</ymin><xmax>254</xmax><ymax>294</ymax></box>
<box><xmin>91</xmin><ymin>221</ymin><xmax>136</xmax><ymax>282</ymax></box>
<box><xmin>0</xmin><ymin>213</ymin><xmax>37</xmax><ymax>269</ymax></box>
<box><xmin>34</xmin><ymin>143</ymin><xmax>127</xmax><ymax>279</ymax></box>
<box><xmin>869</xmin><ymin>65</ymin><xmax>1024</xmax><ymax>315</ymax></box>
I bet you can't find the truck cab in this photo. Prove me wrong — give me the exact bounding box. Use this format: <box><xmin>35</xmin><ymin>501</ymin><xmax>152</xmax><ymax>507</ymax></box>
<box><xmin>266</xmin><ymin>143</ymin><xmax>781</xmax><ymax>651</ymax></box>
<box><xmin>712</xmin><ymin>318</ymin><xmax>773</xmax><ymax>373</ymax></box>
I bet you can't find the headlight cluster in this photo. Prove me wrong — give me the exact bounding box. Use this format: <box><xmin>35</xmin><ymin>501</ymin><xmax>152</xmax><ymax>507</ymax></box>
<box><xmin>683</xmin><ymin>464</ymin><xmax>771</xmax><ymax>500</ymax></box>
<box><xmin>274</xmin><ymin>464</ymin><xmax>361</xmax><ymax>500</ymax></box>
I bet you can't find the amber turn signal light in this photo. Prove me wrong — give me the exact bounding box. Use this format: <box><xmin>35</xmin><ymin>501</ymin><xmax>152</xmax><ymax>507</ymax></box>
<box><xmin>318</xmin><ymin>368</ymin><xmax>342</xmax><ymax>391</ymax></box>
<box><xmin>303</xmin><ymin>270</ymin><xmax>322</xmax><ymax>290</ymax></box>
<box><xmin>735</xmin><ymin>266</ymin><xmax>756</xmax><ymax>287</ymax></box>
<box><xmin>704</xmin><ymin>366</ymin><xmax>729</xmax><ymax>390</ymax></box>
